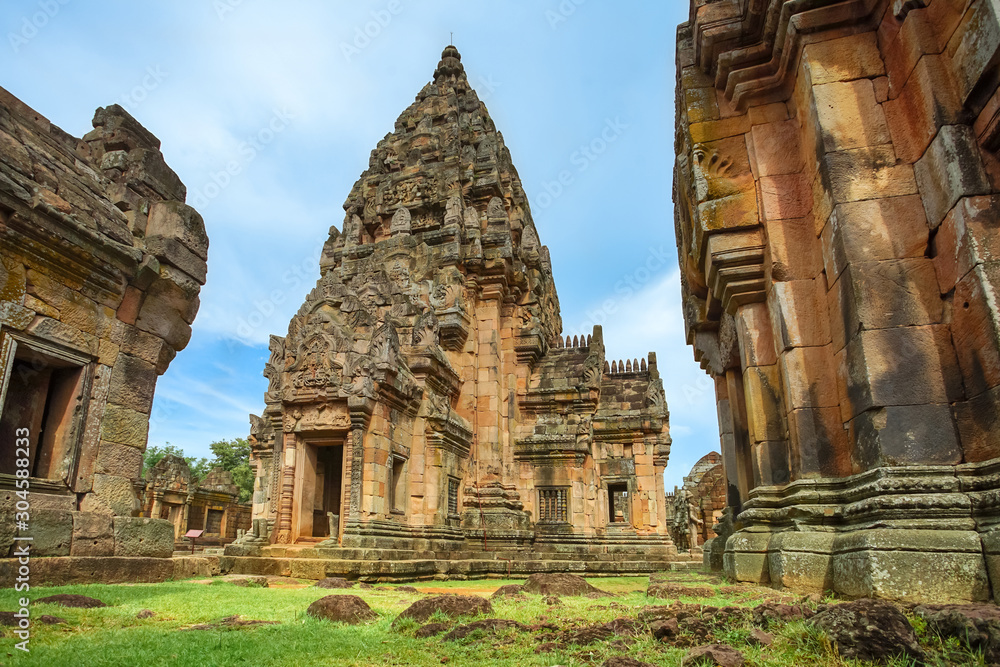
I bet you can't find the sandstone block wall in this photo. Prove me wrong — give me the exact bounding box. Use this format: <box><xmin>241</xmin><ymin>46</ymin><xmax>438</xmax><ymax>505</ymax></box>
<box><xmin>675</xmin><ymin>0</ymin><xmax>1000</xmax><ymax>601</ymax></box>
<box><xmin>0</xmin><ymin>87</ymin><xmax>206</xmax><ymax>573</ymax></box>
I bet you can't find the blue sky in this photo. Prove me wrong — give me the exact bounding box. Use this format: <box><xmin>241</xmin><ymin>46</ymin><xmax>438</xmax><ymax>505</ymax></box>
<box><xmin>2</xmin><ymin>0</ymin><xmax>716</xmax><ymax>490</ymax></box>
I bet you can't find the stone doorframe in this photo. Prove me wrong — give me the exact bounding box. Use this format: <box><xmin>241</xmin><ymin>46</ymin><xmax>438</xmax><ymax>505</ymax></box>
<box><xmin>291</xmin><ymin>437</ymin><xmax>347</xmax><ymax>543</ymax></box>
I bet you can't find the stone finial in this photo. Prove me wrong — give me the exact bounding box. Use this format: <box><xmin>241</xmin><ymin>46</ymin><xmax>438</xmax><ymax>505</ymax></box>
<box><xmin>433</xmin><ymin>44</ymin><xmax>466</xmax><ymax>85</ymax></box>
<box><xmin>572</xmin><ymin>335</ymin><xmax>579</xmax><ymax>347</ymax></box>
<box><xmin>604</xmin><ymin>361</ymin><xmax>610</xmax><ymax>373</ymax></box>
<box><xmin>390</xmin><ymin>206</ymin><xmax>411</xmax><ymax>236</ymax></box>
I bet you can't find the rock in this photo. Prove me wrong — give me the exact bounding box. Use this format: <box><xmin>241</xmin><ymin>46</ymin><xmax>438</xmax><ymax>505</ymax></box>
<box><xmin>603</xmin><ymin>658</ymin><xmax>657</xmax><ymax>667</ymax></box>
<box><xmin>306</xmin><ymin>595</ymin><xmax>377</xmax><ymax>624</ymax></box>
<box><xmin>752</xmin><ymin>602</ymin><xmax>813</xmax><ymax>629</ymax></box>
<box><xmin>230</xmin><ymin>576</ymin><xmax>268</xmax><ymax>588</ymax></box>
<box><xmin>811</xmin><ymin>599</ymin><xmax>925</xmax><ymax>663</ymax></box>
<box><xmin>38</xmin><ymin>615</ymin><xmax>66</xmax><ymax>625</ymax></box>
<box><xmin>682</xmin><ymin>644</ymin><xmax>745</xmax><ymax>666</ymax></box>
<box><xmin>314</xmin><ymin>577</ymin><xmax>355</xmax><ymax>589</ymax></box>
<box><xmin>913</xmin><ymin>603</ymin><xmax>1000</xmax><ymax>664</ymax></box>
<box><xmin>647</xmin><ymin>583</ymin><xmax>714</xmax><ymax>599</ymax></box>
<box><xmin>747</xmin><ymin>629</ymin><xmax>773</xmax><ymax>647</ymax></box>
<box><xmin>394</xmin><ymin>595</ymin><xmax>493</xmax><ymax>624</ymax></box>
<box><xmin>543</xmin><ymin>595</ymin><xmax>561</xmax><ymax>606</ymax></box>
<box><xmin>522</xmin><ymin>573</ymin><xmax>610</xmax><ymax>597</ymax></box>
<box><xmin>651</xmin><ymin>617</ymin><xmax>680</xmax><ymax>641</ymax></box>
<box><xmin>567</xmin><ymin>624</ymin><xmax>615</xmax><ymax>646</ymax></box>
<box><xmin>442</xmin><ymin>619</ymin><xmax>529</xmax><ymax>641</ymax></box>
<box><xmin>358</xmin><ymin>582</ymin><xmax>373</xmax><ymax>589</ymax></box>
<box><xmin>396</xmin><ymin>586</ymin><xmax>419</xmax><ymax>594</ymax></box>
<box><xmin>112</xmin><ymin>517</ymin><xmax>174</xmax><ymax>558</ymax></box>
<box><xmin>415</xmin><ymin>622</ymin><xmax>450</xmax><ymax>638</ymax></box>
<box><xmin>183</xmin><ymin>615</ymin><xmax>279</xmax><ymax>630</ymax></box>
<box><xmin>491</xmin><ymin>584</ymin><xmax>525</xmax><ymax>599</ymax></box>
<box><xmin>35</xmin><ymin>594</ymin><xmax>107</xmax><ymax>608</ymax></box>
<box><xmin>136</xmin><ymin>609</ymin><xmax>155</xmax><ymax>619</ymax></box>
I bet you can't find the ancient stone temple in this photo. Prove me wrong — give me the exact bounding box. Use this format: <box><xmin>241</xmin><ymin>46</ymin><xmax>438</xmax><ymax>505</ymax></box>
<box><xmin>675</xmin><ymin>0</ymin><xmax>1000</xmax><ymax>601</ymax></box>
<box><xmin>667</xmin><ymin>452</ymin><xmax>725</xmax><ymax>552</ymax></box>
<box><xmin>0</xmin><ymin>88</ymin><xmax>207</xmax><ymax>581</ymax></box>
<box><xmin>232</xmin><ymin>46</ymin><xmax>674</xmax><ymax>578</ymax></box>
<box><xmin>140</xmin><ymin>455</ymin><xmax>251</xmax><ymax>546</ymax></box>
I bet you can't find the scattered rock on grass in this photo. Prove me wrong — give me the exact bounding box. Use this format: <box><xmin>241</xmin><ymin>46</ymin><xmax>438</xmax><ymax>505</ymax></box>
<box><xmin>811</xmin><ymin>599</ymin><xmax>924</xmax><ymax>664</ymax></box>
<box><xmin>442</xmin><ymin>618</ymin><xmax>529</xmax><ymax>641</ymax></box>
<box><xmin>647</xmin><ymin>583</ymin><xmax>714</xmax><ymax>599</ymax></box>
<box><xmin>39</xmin><ymin>615</ymin><xmax>66</xmax><ymax>625</ymax></box>
<box><xmin>314</xmin><ymin>577</ymin><xmax>354</xmax><ymax>589</ymax></box>
<box><xmin>913</xmin><ymin>603</ymin><xmax>1000</xmax><ymax>664</ymax></box>
<box><xmin>522</xmin><ymin>573</ymin><xmax>610</xmax><ymax>597</ymax></box>
<box><xmin>307</xmin><ymin>595</ymin><xmax>377</xmax><ymax>624</ymax></box>
<box><xmin>183</xmin><ymin>615</ymin><xmax>279</xmax><ymax>630</ymax></box>
<box><xmin>395</xmin><ymin>595</ymin><xmax>493</xmax><ymax>624</ymax></box>
<box><xmin>396</xmin><ymin>586</ymin><xmax>419</xmax><ymax>594</ymax></box>
<box><xmin>751</xmin><ymin>602</ymin><xmax>813</xmax><ymax>629</ymax></box>
<box><xmin>650</xmin><ymin>617</ymin><xmax>680</xmax><ymax>641</ymax></box>
<box><xmin>35</xmin><ymin>594</ymin><xmax>107</xmax><ymax>608</ymax></box>
<box><xmin>415</xmin><ymin>622</ymin><xmax>450</xmax><ymax>638</ymax></box>
<box><xmin>229</xmin><ymin>576</ymin><xmax>268</xmax><ymax>588</ymax></box>
<box><xmin>747</xmin><ymin>629</ymin><xmax>773</xmax><ymax>647</ymax></box>
<box><xmin>136</xmin><ymin>610</ymin><xmax>155</xmax><ymax>619</ymax></box>
<box><xmin>681</xmin><ymin>643</ymin><xmax>745</xmax><ymax>666</ymax></box>
<box><xmin>491</xmin><ymin>584</ymin><xmax>525</xmax><ymax>599</ymax></box>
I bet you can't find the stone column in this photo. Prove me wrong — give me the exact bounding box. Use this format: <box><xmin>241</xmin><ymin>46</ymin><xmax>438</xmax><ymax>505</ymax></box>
<box><xmin>275</xmin><ymin>431</ymin><xmax>296</xmax><ymax>544</ymax></box>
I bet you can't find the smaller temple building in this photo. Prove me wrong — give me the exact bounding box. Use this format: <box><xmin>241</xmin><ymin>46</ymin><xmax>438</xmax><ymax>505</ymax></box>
<box><xmin>140</xmin><ymin>455</ymin><xmax>251</xmax><ymax>548</ymax></box>
<box><xmin>667</xmin><ymin>452</ymin><xmax>726</xmax><ymax>552</ymax></box>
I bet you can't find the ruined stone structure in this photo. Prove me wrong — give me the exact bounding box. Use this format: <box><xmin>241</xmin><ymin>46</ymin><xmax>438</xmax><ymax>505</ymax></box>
<box><xmin>675</xmin><ymin>0</ymin><xmax>1000</xmax><ymax>601</ymax></box>
<box><xmin>667</xmin><ymin>452</ymin><xmax>725</xmax><ymax>551</ymax></box>
<box><xmin>141</xmin><ymin>455</ymin><xmax>251</xmax><ymax>547</ymax></box>
<box><xmin>231</xmin><ymin>46</ymin><xmax>674</xmax><ymax>579</ymax></box>
<box><xmin>0</xmin><ymin>87</ymin><xmax>207</xmax><ymax>582</ymax></box>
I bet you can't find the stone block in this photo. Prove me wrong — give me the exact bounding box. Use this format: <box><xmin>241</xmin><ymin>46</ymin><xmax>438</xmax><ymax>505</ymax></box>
<box><xmin>743</xmin><ymin>365</ymin><xmax>785</xmax><ymax>444</ymax></box>
<box><xmin>787</xmin><ymin>407</ymin><xmax>851</xmax><ymax>477</ymax></box>
<box><xmin>780</xmin><ymin>345</ymin><xmax>839</xmax><ymax>411</ymax></box>
<box><xmin>95</xmin><ymin>440</ymin><xmax>143</xmax><ymax>477</ymax></box>
<box><xmin>952</xmin><ymin>263</ymin><xmax>1000</xmax><ymax>398</ymax></box>
<box><xmin>735</xmin><ymin>302</ymin><xmax>777</xmax><ymax>367</ymax></box>
<box><xmin>143</xmin><ymin>236</ymin><xmax>207</xmax><ymax>285</ymax></box>
<box><xmin>812</xmin><ymin>79</ymin><xmax>891</xmax><ymax>153</ymax></box>
<box><xmin>831</xmin><ymin>529</ymin><xmax>989</xmax><ymax>602</ymax></box>
<box><xmin>106</xmin><ymin>353</ymin><xmax>157</xmax><ymax>413</ymax></box>
<box><xmin>750</xmin><ymin>119</ymin><xmax>802</xmax><ymax>177</ymax></box>
<box><xmin>724</xmin><ymin>530</ymin><xmax>771</xmax><ymax>584</ymax></box>
<box><xmin>100</xmin><ymin>404</ymin><xmax>149</xmax><ymax>448</ymax></box>
<box><xmin>0</xmin><ymin>556</ymin><xmax>173</xmax><ymax>585</ymax></box>
<box><xmin>954</xmin><ymin>384</ymin><xmax>1000</xmax><ymax>463</ymax></box>
<box><xmin>113</xmin><ymin>517</ymin><xmax>174</xmax><ymax>558</ymax></box>
<box><xmin>685</xmin><ymin>87</ymin><xmax>719</xmax><ymax>124</ymax></box>
<box><xmin>766</xmin><ymin>531</ymin><xmax>835</xmax><ymax>592</ymax></box>
<box><xmin>820</xmin><ymin>145</ymin><xmax>917</xmax><ymax>205</ymax></box>
<box><xmin>823</xmin><ymin>196</ymin><xmax>929</xmax><ymax>283</ymax></box>
<box><xmin>769</xmin><ymin>279</ymin><xmax>831</xmax><ymax>351</ymax></box>
<box><xmin>70</xmin><ymin>512</ymin><xmax>114</xmax><ymax>557</ymax></box>
<box><xmin>914</xmin><ymin>125</ymin><xmax>990</xmax><ymax>229</ymax></box>
<box><xmin>933</xmin><ymin>195</ymin><xmax>1000</xmax><ymax>293</ymax></box>
<box><xmin>766</xmin><ymin>216</ymin><xmax>822</xmax><ymax>281</ymax></box>
<box><xmin>845</xmin><ymin>326</ymin><xmax>957</xmax><ymax>417</ymax></box>
<box><xmin>803</xmin><ymin>32</ymin><xmax>885</xmax><ymax>84</ymax></box>
<box><xmin>172</xmin><ymin>556</ymin><xmax>221</xmax><ymax>579</ymax></box>
<box><xmin>884</xmin><ymin>54</ymin><xmax>961</xmax><ymax>163</ymax></box>
<box><xmin>947</xmin><ymin>0</ymin><xmax>1000</xmax><ymax>105</ymax></box>
<box><xmin>836</xmin><ymin>259</ymin><xmax>943</xmax><ymax>334</ymax></box>
<box><xmin>851</xmin><ymin>404</ymin><xmax>961</xmax><ymax>469</ymax></box>
<box><xmin>753</xmin><ymin>440</ymin><xmax>791</xmax><ymax>486</ymax></box>
<box><xmin>19</xmin><ymin>509</ymin><xmax>72</xmax><ymax>556</ymax></box>
<box><xmin>759</xmin><ymin>173</ymin><xmax>812</xmax><ymax>221</ymax></box>
<box><xmin>93</xmin><ymin>474</ymin><xmax>140</xmax><ymax>516</ymax></box>
<box><xmin>134</xmin><ymin>266</ymin><xmax>200</xmax><ymax>351</ymax></box>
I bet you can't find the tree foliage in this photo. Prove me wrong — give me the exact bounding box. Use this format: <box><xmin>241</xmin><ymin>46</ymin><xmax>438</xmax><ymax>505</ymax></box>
<box><xmin>143</xmin><ymin>438</ymin><xmax>254</xmax><ymax>504</ymax></box>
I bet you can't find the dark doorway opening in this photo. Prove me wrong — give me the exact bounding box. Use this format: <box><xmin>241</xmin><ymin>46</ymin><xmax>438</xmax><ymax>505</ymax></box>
<box><xmin>608</xmin><ymin>483</ymin><xmax>629</xmax><ymax>523</ymax></box>
<box><xmin>312</xmin><ymin>444</ymin><xmax>343</xmax><ymax>538</ymax></box>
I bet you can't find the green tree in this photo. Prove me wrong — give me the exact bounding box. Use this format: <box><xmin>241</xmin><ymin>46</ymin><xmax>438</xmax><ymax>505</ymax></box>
<box><xmin>208</xmin><ymin>438</ymin><xmax>254</xmax><ymax>504</ymax></box>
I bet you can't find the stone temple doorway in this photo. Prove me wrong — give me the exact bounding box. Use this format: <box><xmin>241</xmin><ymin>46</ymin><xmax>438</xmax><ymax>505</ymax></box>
<box><xmin>295</xmin><ymin>441</ymin><xmax>344</xmax><ymax>541</ymax></box>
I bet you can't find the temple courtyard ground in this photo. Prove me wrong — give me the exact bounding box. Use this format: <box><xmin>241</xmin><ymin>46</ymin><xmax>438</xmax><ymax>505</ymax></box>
<box><xmin>0</xmin><ymin>570</ymin><xmax>989</xmax><ymax>666</ymax></box>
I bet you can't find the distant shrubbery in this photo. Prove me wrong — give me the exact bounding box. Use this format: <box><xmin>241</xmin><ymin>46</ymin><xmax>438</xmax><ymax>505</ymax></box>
<box><xmin>143</xmin><ymin>438</ymin><xmax>253</xmax><ymax>504</ymax></box>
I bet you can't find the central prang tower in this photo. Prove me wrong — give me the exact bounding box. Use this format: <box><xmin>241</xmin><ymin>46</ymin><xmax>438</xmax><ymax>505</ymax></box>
<box><xmin>235</xmin><ymin>46</ymin><xmax>674</xmax><ymax>577</ymax></box>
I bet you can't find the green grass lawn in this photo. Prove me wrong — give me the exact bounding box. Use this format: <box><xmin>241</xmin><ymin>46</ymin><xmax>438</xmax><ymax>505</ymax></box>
<box><xmin>0</xmin><ymin>571</ymin><xmax>983</xmax><ymax>666</ymax></box>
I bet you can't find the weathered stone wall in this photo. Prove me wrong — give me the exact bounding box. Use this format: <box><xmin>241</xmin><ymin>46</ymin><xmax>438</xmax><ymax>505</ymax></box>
<box><xmin>675</xmin><ymin>0</ymin><xmax>1000</xmax><ymax>602</ymax></box>
<box><xmin>668</xmin><ymin>452</ymin><xmax>725</xmax><ymax>550</ymax></box>
<box><xmin>0</xmin><ymin>87</ymin><xmax>206</xmax><ymax>578</ymax></box>
<box><xmin>234</xmin><ymin>47</ymin><xmax>674</xmax><ymax>571</ymax></box>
